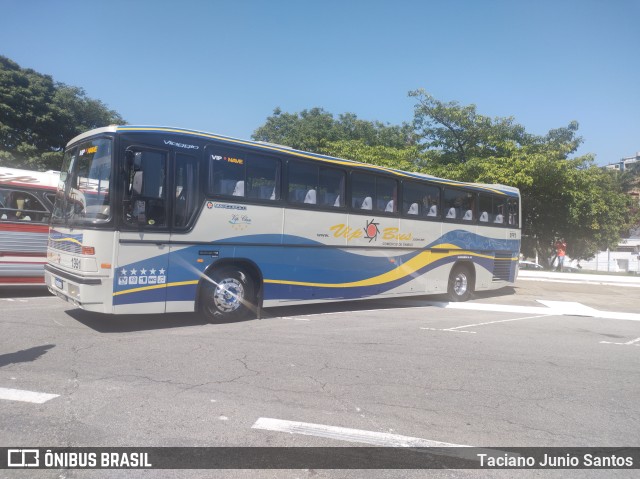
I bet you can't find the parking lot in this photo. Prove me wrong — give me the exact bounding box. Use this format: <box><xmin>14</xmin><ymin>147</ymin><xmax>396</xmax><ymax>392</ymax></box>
<box><xmin>1</xmin><ymin>274</ymin><xmax>639</xmax><ymax>478</ymax></box>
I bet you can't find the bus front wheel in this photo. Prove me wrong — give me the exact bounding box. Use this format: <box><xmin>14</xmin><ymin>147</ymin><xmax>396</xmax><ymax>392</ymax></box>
<box><xmin>200</xmin><ymin>268</ymin><xmax>255</xmax><ymax>322</ymax></box>
<box><xmin>447</xmin><ymin>264</ymin><xmax>473</xmax><ymax>302</ymax></box>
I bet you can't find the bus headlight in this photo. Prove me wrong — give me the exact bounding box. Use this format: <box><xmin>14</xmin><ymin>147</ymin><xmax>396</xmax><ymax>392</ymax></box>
<box><xmin>68</xmin><ymin>283</ymin><xmax>80</xmax><ymax>298</ymax></box>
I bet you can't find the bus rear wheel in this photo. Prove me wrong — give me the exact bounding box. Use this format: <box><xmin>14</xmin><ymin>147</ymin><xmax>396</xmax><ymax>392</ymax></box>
<box><xmin>447</xmin><ymin>264</ymin><xmax>473</xmax><ymax>302</ymax></box>
<box><xmin>200</xmin><ymin>268</ymin><xmax>255</xmax><ymax>322</ymax></box>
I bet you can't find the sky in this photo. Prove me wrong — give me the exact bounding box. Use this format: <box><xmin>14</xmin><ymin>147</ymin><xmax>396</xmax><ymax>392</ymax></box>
<box><xmin>1</xmin><ymin>0</ymin><xmax>638</xmax><ymax>165</ymax></box>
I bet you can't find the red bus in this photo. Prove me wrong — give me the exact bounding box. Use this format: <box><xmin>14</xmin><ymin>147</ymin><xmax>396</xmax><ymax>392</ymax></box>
<box><xmin>0</xmin><ymin>167</ymin><xmax>60</xmax><ymax>286</ymax></box>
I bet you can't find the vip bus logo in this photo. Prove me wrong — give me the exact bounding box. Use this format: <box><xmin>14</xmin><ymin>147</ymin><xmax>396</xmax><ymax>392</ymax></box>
<box><xmin>164</xmin><ymin>140</ymin><xmax>199</xmax><ymax>150</ymax></box>
<box><xmin>364</xmin><ymin>219</ymin><xmax>380</xmax><ymax>243</ymax></box>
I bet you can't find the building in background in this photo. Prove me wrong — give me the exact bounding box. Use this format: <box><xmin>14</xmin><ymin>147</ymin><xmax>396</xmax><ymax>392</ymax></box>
<box><xmin>604</xmin><ymin>151</ymin><xmax>640</xmax><ymax>172</ymax></box>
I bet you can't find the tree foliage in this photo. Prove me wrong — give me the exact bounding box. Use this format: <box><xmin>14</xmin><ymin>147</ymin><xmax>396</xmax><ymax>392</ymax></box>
<box><xmin>317</xmin><ymin>140</ymin><xmax>421</xmax><ymax>172</ymax></box>
<box><xmin>0</xmin><ymin>56</ymin><xmax>125</xmax><ymax>170</ymax></box>
<box><xmin>409</xmin><ymin>89</ymin><xmax>584</xmax><ymax>165</ymax></box>
<box><xmin>252</xmin><ymin>107</ymin><xmax>414</xmax><ymax>152</ymax></box>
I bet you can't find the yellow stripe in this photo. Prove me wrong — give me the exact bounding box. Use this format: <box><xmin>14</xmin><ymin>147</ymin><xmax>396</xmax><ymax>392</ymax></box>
<box><xmin>117</xmin><ymin>127</ymin><xmax>510</xmax><ymax>196</ymax></box>
<box><xmin>263</xmin><ymin>250</ymin><xmax>505</xmax><ymax>289</ymax></box>
<box><xmin>112</xmin><ymin>279</ymin><xmax>198</xmax><ymax>297</ymax></box>
<box><xmin>431</xmin><ymin>243</ymin><xmax>461</xmax><ymax>250</ymax></box>
<box><xmin>50</xmin><ymin>237</ymin><xmax>83</xmax><ymax>246</ymax></box>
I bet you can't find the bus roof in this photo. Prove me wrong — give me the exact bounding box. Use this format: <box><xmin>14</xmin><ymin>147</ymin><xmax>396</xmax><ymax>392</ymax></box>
<box><xmin>67</xmin><ymin>125</ymin><xmax>520</xmax><ymax>197</ymax></box>
<box><xmin>0</xmin><ymin>167</ymin><xmax>60</xmax><ymax>189</ymax></box>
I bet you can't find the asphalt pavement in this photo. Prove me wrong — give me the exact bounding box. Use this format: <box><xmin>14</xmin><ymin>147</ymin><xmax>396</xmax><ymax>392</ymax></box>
<box><xmin>0</xmin><ymin>277</ymin><xmax>639</xmax><ymax>478</ymax></box>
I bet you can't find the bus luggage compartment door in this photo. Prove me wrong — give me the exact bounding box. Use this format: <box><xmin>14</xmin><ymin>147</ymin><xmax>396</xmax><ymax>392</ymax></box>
<box><xmin>114</xmin><ymin>232</ymin><xmax>169</xmax><ymax>314</ymax></box>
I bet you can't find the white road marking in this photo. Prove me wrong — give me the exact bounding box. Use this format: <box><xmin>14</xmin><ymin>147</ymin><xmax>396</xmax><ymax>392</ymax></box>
<box><xmin>0</xmin><ymin>387</ymin><xmax>59</xmax><ymax>404</ymax></box>
<box><xmin>421</xmin><ymin>327</ymin><xmax>476</xmax><ymax>334</ymax></box>
<box><xmin>518</xmin><ymin>276</ymin><xmax>640</xmax><ymax>288</ymax></box>
<box><xmin>535</xmin><ymin>300</ymin><xmax>598</xmax><ymax>316</ymax></box>
<box><xmin>252</xmin><ymin>417</ymin><xmax>469</xmax><ymax>447</ymax></box>
<box><xmin>424</xmin><ymin>300</ymin><xmax>640</xmax><ymax>322</ymax></box>
<box><xmin>421</xmin><ymin>314</ymin><xmax>549</xmax><ymax>333</ymax></box>
<box><xmin>600</xmin><ymin>337</ymin><xmax>640</xmax><ymax>347</ymax></box>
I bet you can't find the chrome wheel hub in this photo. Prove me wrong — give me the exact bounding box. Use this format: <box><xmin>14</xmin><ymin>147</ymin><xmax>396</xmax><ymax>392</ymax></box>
<box><xmin>453</xmin><ymin>273</ymin><xmax>468</xmax><ymax>296</ymax></box>
<box><xmin>213</xmin><ymin>278</ymin><xmax>244</xmax><ymax>313</ymax></box>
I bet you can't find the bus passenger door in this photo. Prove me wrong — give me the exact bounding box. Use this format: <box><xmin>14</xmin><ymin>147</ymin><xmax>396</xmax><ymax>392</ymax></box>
<box><xmin>167</xmin><ymin>153</ymin><xmax>201</xmax><ymax>313</ymax></box>
<box><xmin>114</xmin><ymin>148</ymin><xmax>170</xmax><ymax>314</ymax></box>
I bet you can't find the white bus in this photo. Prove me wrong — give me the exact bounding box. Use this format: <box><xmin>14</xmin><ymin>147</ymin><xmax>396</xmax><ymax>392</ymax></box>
<box><xmin>0</xmin><ymin>167</ymin><xmax>60</xmax><ymax>286</ymax></box>
<box><xmin>45</xmin><ymin>126</ymin><xmax>521</xmax><ymax>321</ymax></box>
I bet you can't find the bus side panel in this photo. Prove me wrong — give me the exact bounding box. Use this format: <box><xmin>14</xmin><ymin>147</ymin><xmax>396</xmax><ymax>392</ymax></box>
<box><xmin>164</xmin><ymin>202</ymin><xmax>286</xmax><ymax>313</ymax></box>
<box><xmin>0</xmin><ymin>222</ymin><xmax>49</xmax><ymax>285</ymax></box>
<box><xmin>113</xmin><ymin>231</ymin><xmax>169</xmax><ymax>314</ymax></box>
<box><xmin>154</xmin><ymin>201</ymin><xmax>522</xmax><ymax>312</ymax></box>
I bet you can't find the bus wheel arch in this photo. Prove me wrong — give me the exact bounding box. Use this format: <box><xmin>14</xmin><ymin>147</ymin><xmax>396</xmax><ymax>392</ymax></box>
<box><xmin>197</xmin><ymin>259</ymin><xmax>263</xmax><ymax>322</ymax></box>
<box><xmin>447</xmin><ymin>261</ymin><xmax>475</xmax><ymax>302</ymax></box>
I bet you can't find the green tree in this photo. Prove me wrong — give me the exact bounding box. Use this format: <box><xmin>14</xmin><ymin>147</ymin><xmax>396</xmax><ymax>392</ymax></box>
<box><xmin>409</xmin><ymin>89</ymin><xmax>533</xmax><ymax>164</ymax></box>
<box><xmin>317</xmin><ymin>139</ymin><xmax>421</xmax><ymax>172</ymax></box>
<box><xmin>409</xmin><ymin>89</ymin><xmax>583</xmax><ymax>165</ymax></box>
<box><xmin>618</xmin><ymin>161</ymin><xmax>640</xmax><ymax>236</ymax></box>
<box><xmin>252</xmin><ymin>107</ymin><xmax>414</xmax><ymax>153</ymax></box>
<box><xmin>0</xmin><ymin>56</ymin><xmax>125</xmax><ymax>170</ymax></box>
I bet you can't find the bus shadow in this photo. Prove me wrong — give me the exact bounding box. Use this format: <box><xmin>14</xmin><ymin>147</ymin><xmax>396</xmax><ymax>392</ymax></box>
<box><xmin>65</xmin><ymin>287</ymin><xmax>517</xmax><ymax>332</ymax></box>
<box><xmin>65</xmin><ymin>309</ymin><xmax>211</xmax><ymax>333</ymax></box>
<box><xmin>262</xmin><ymin>288</ymin><xmax>516</xmax><ymax>318</ymax></box>
<box><xmin>471</xmin><ymin>287</ymin><xmax>517</xmax><ymax>299</ymax></box>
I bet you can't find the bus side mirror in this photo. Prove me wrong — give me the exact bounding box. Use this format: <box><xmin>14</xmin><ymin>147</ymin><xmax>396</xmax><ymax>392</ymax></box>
<box><xmin>133</xmin><ymin>152</ymin><xmax>142</xmax><ymax>171</ymax></box>
<box><xmin>124</xmin><ymin>151</ymin><xmax>142</xmax><ymax>172</ymax></box>
<box><xmin>131</xmin><ymin>171</ymin><xmax>144</xmax><ymax>196</ymax></box>
<box><xmin>125</xmin><ymin>150</ymin><xmax>134</xmax><ymax>172</ymax></box>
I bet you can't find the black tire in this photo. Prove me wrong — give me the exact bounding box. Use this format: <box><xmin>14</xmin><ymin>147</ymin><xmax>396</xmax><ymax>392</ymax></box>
<box><xmin>447</xmin><ymin>264</ymin><xmax>473</xmax><ymax>302</ymax></box>
<box><xmin>200</xmin><ymin>268</ymin><xmax>255</xmax><ymax>322</ymax></box>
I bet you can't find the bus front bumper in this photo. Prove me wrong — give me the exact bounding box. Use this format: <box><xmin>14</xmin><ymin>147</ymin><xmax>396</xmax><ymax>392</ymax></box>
<box><xmin>45</xmin><ymin>264</ymin><xmax>110</xmax><ymax>313</ymax></box>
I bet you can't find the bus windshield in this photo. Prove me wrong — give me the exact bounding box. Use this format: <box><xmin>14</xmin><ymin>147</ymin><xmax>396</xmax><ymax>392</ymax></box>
<box><xmin>52</xmin><ymin>137</ymin><xmax>113</xmax><ymax>225</ymax></box>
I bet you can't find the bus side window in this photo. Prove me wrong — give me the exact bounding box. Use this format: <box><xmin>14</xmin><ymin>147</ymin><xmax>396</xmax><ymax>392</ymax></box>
<box><xmin>319</xmin><ymin>167</ymin><xmax>345</xmax><ymax>208</ymax></box>
<box><xmin>443</xmin><ymin>189</ymin><xmax>460</xmax><ymax>221</ymax></box>
<box><xmin>508</xmin><ymin>198</ymin><xmax>519</xmax><ymax>226</ymax></box>
<box><xmin>478</xmin><ymin>194</ymin><xmax>508</xmax><ymax>226</ymax></box>
<box><xmin>353</xmin><ymin>172</ymin><xmax>398</xmax><ymax>213</ymax></box>
<box><xmin>287</xmin><ymin>162</ymin><xmax>344</xmax><ymax>208</ymax></box>
<box><xmin>0</xmin><ymin>188</ymin><xmax>48</xmax><ymax>223</ymax></box>
<box><xmin>403</xmin><ymin>181</ymin><xmax>440</xmax><ymax>218</ymax></box>
<box><xmin>246</xmin><ymin>156</ymin><xmax>280</xmax><ymax>201</ymax></box>
<box><xmin>376</xmin><ymin>177</ymin><xmax>397</xmax><ymax>213</ymax></box>
<box><xmin>0</xmin><ymin>188</ymin><xmax>7</xmax><ymax>219</ymax></box>
<box><xmin>208</xmin><ymin>148</ymin><xmax>245</xmax><ymax>197</ymax></box>
<box><xmin>443</xmin><ymin>188</ymin><xmax>475</xmax><ymax>222</ymax></box>
<box><xmin>124</xmin><ymin>149</ymin><xmax>167</xmax><ymax>228</ymax></box>
<box><xmin>351</xmin><ymin>172</ymin><xmax>373</xmax><ymax>210</ymax></box>
<box><xmin>478</xmin><ymin>194</ymin><xmax>494</xmax><ymax>223</ymax></box>
<box><xmin>288</xmin><ymin>162</ymin><xmax>316</xmax><ymax>205</ymax></box>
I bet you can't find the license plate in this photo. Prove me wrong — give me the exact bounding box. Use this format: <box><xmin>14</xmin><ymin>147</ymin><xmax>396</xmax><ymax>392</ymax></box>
<box><xmin>54</xmin><ymin>277</ymin><xmax>63</xmax><ymax>290</ymax></box>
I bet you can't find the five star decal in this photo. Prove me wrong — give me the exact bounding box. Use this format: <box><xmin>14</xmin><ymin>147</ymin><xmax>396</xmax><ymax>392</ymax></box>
<box><xmin>117</xmin><ymin>264</ymin><xmax>166</xmax><ymax>287</ymax></box>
